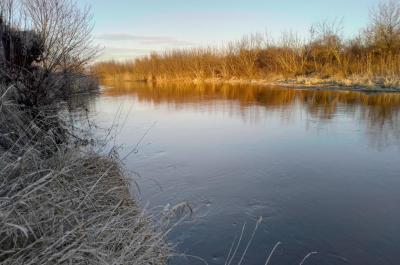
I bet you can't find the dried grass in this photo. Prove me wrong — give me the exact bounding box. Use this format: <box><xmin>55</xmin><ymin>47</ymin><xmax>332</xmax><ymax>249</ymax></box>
<box><xmin>92</xmin><ymin>1</ymin><xmax>400</xmax><ymax>90</ymax></box>
<box><xmin>0</xmin><ymin>83</ymin><xmax>170</xmax><ymax>265</ymax></box>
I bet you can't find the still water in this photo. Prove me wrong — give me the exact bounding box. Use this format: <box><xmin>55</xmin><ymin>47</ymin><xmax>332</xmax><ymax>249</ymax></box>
<box><xmin>89</xmin><ymin>82</ymin><xmax>400</xmax><ymax>265</ymax></box>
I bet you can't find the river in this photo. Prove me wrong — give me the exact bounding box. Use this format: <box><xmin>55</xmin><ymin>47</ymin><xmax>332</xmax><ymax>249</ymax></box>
<box><xmin>82</xmin><ymin>81</ymin><xmax>400</xmax><ymax>265</ymax></box>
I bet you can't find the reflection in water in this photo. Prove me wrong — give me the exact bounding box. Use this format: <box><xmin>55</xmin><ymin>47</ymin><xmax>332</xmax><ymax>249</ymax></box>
<box><xmin>102</xmin><ymin>80</ymin><xmax>400</xmax><ymax>149</ymax></box>
<box><xmin>91</xmin><ymin>81</ymin><xmax>400</xmax><ymax>265</ymax></box>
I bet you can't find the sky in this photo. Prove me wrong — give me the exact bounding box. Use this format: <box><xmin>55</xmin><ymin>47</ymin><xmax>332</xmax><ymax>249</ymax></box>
<box><xmin>80</xmin><ymin>0</ymin><xmax>381</xmax><ymax>61</ymax></box>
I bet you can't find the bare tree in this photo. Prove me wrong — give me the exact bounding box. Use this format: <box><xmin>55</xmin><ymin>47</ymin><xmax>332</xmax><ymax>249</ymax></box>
<box><xmin>23</xmin><ymin>0</ymin><xmax>99</xmax><ymax>73</ymax></box>
<box><xmin>308</xmin><ymin>19</ymin><xmax>344</xmax><ymax>73</ymax></box>
<box><xmin>0</xmin><ymin>0</ymin><xmax>17</xmax><ymax>27</ymax></box>
<box><xmin>365</xmin><ymin>0</ymin><xmax>400</xmax><ymax>53</ymax></box>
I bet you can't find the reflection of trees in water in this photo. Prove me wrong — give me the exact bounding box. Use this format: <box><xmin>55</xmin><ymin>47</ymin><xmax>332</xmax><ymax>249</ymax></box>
<box><xmin>62</xmin><ymin>93</ymin><xmax>100</xmax><ymax>142</ymax></box>
<box><xmin>361</xmin><ymin>106</ymin><xmax>400</xmax><ymax>151</ymax></box>
<box><xmin>102</xmin><ymin>80</ymin><xmax>400</xmax><ymax>147</ymax></box>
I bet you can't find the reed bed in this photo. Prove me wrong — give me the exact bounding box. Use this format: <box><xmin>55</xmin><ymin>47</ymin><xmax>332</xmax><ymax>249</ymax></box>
<box><xmin>93</xmin><ymin>1</ymin><xmax>400</xmax><ymax>89</ymax></box>
<box><xmin>93</xmin><ymin>39</ymin><xmax>400</xmax><ymax>89</ymax></box>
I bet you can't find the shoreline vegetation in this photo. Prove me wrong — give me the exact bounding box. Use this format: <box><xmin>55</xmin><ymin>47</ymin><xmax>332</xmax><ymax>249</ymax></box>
<box><xmin>94</xmin><ymin>1</ymin><xmax>400</xmax><ymax>92</ymax></box>
<box><xmin>0</xmin><ymin>0</ymin><xmax>169</xmax><ymax>264</ymax></box>
<box><xmin>100</xmin><ymin>75</ymin><xmax>400</xmax><ymax>92</ymax></box>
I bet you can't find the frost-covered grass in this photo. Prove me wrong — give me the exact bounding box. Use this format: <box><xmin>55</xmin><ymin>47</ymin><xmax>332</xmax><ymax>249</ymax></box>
<box><xmin>0</xmin><ymin>84</ymin><xmax>170</xmax><ymax>265</ymax></box>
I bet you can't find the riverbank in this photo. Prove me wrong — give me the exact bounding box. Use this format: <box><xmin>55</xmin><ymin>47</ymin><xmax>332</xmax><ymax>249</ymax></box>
<box><xmin>0</xmin><ymin>1</ymin><xmax>171</xmax><ymax>263</ymax></box>
<box><xmin>101</xmin><ymin>74</ymin><xmax>400</xmax><ymax>93</ymax></box>
<box><xmin>206</xmin><ymin>76</ymin><xmax>400</xmax><ymax>92</ymax></box>
<box><xmin>0</xmin><ymin>83</ymin><xmax>170</xmax><ymax>264</ymax></box>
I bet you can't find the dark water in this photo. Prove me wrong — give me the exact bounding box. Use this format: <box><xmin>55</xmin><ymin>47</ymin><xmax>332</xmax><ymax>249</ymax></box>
<box><xmin>90</xmin><ymin>81</ymin><xmax>400</xmax><ymax>265</ymax></box>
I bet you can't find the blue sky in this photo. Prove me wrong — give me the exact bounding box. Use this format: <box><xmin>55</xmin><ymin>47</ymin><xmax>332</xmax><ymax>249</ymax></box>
<box><xmin>80</xmin><ymin>0</ymin><xmax>380</xmax><ymax>61</ymax></box>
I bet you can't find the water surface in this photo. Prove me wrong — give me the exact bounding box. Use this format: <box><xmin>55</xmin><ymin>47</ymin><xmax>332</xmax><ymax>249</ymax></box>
<box><xmin>91</xmin><ymin>82</ymin><xmax>400</xmax><ymax>265</ymax></box>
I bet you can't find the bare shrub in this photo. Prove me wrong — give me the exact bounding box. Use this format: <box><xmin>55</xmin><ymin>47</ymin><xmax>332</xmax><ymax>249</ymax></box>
<box><xmin>23</xmin><ymin>0</ymin><xmax>99</xmax><ymax>73</ymax></box>
<box><xmin>365</xmin><ymin>0</ymin><xmax>400</xmax><ymax>53</ymax></box>
<box><xmin>276</xmin><ymin>31</ymin><xmax>308</xmax><ymax>76</ymax></box>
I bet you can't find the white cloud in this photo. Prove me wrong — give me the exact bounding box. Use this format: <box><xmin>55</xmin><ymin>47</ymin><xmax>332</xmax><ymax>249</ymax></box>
<box><xmin>96</xmin><ymin>33</ymin><xmax>194</xmax><ymax>46</ymax></box>
<box><xmin>96</xmin><ymin>47</ymin><xmax>152</xmax><ymax>61</ymax></box>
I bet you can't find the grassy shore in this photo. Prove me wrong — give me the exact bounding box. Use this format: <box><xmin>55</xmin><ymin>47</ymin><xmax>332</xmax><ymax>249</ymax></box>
<box><xmin>0</xmin><ymin>82</ymin><xmax>170</xmax><ymax>264</ymax></box>
<box><xmin>99</xmin><ymin>73</ymin><xmax>400</xmax><ymax>92</ymax></box>
<box><xmin>0</xmin><ymin>1</ymin><xmax>172</xmax><ymax>262</ymax></box>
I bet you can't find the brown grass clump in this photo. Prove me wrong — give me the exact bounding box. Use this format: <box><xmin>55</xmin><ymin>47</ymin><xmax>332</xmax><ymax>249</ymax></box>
<box><xmin>0</xmin><ymin>84</ymin><xmax>170</xmax><ymax>265</ymax></box>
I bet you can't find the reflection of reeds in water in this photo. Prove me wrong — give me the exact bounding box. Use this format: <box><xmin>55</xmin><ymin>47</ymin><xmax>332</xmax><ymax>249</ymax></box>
<box><xmin>101</xmin><ymin>81</ymin><xmax>400</xmax><ymax>149</ymax></box>
<box><xmin>102</xmin><ymin>80</ymin><xmax>400</xmax><ymax>122</ymax></box>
